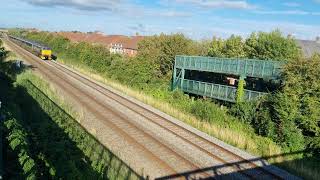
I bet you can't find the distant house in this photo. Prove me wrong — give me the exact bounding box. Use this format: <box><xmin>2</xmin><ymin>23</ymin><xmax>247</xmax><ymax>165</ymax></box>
<box><xmin>110</xmin><ymin>43</ymin><xmax>124</xmax><ymax>54</ymax></box>
<box><xmin>59</xmin><ymin>32</ymin><xmax>145</xmax><ymax>57</ymax></box>
<box><xmin>296</xmin><ymin>37</ymin><xmax>320</xmax><ymax>58</ymax></box>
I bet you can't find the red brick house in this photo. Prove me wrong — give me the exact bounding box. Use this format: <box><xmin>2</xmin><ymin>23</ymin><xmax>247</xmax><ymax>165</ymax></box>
<box><xmin>59</xmin><ymin>32</ymin><xmax>145</xmax><ymax>57</ymax></box>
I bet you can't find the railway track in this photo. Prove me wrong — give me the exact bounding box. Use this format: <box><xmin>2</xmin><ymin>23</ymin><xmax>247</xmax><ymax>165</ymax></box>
<box><xmin>49</xmin><ymin>61</ymin><xmax>281</xmax><ymax>180</ymax></box>
<box><xmin>4</xmin><ymin>37</ymin><xmax>300</xmax><ymax>180</ymax></box>
<box><xmin>5</xmin><ymin>38</ymin><xmax>211</xmax><ymax>179</ymax></box>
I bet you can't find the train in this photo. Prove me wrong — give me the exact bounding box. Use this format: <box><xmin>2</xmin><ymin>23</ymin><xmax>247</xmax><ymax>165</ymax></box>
<box><xmin>8</xmin><ymin>35</ymin><xmax>56</xmax><ymax>60</ymax></box>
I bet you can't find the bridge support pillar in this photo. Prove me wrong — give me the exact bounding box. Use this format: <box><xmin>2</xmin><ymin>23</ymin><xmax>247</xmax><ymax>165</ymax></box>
<box><xmin>171</xmin><ymin>66</ymin><xmax>177</xmax><ymax>90</ymax></box>
<box><xmin>180</xmin><ymin>68</ymin><xmax>185</xmax><ymax>89</ymax></box>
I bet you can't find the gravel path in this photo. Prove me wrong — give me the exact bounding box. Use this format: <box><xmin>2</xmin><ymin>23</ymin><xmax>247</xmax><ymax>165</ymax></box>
<box><xmin>3</xmin><ymin>37</ymin><xmax>301</xmax><ymax>180</ymax></box>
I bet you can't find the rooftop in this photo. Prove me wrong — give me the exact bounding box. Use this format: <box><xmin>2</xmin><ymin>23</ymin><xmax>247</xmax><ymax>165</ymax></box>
<box><xmin>58</xmin><ymin>32</ymin><xmax>145</xmax><ymax>50</ymax></box>
<box><xmin>296</xmin><ymin>37</ymin><xmax>320</xmax><ymax>58</ymax></box>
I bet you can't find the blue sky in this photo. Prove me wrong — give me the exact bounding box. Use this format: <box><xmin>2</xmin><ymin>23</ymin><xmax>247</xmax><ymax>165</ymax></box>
<box><xmin>1</xmin><ymin>0</ymin><xmax>319</xmax><ymax>40</ymax></box>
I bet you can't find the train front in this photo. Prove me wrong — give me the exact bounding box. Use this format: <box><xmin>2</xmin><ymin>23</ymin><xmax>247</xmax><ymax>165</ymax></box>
<box><xmin>40</xmin><ymin>47</ymin><xmax>52</xmax><ymax>60</ymax></box>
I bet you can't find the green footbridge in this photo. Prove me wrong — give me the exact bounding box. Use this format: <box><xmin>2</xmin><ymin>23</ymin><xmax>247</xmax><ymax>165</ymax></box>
<box><xmin>172</xmin><ymin>55</ymin><xmax>285</xmax><ymax>102</ymax></box>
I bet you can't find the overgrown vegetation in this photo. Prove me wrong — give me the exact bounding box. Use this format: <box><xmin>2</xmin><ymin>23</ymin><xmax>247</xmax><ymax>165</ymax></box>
<box><xmin>208</xmin><ymin>30</ymin><xmax>301</xmax><ymax>61</ymax></box>
<box><xmin>0</xmin><ymin>40</ymin><xmax>141</xmax><ymax>179</ymax></box>
<box><xmin>8</xmin><ymin>29</ymin><xmax>320</xmax><ymax>179</ymax></box>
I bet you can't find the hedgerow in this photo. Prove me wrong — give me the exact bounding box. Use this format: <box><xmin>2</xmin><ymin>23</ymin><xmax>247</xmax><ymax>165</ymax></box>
<box><xmin>3</xmin><ymin>115</ymin><xmax>37</xmax><ymax>179</ymax></box>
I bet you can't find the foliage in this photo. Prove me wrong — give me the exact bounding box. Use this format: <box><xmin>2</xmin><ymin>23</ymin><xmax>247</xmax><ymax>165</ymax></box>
<box><xmin>207</xmin><ymin>37</ymin><xmax>225</xmax><ymax>57</ymax></box>
<box><xmin>0</xmin><ymin>40</ymin><xmax>9</xmax><ymax>61</ymax></box>
<box><xmin>244</xmin><ymin>30</ymin><xmax>301</xmax><ymax>61</ymax></box>
<box><xmin>208</xmin><ymin>35</ymin><xmax>246</xmax><ymax>58</ymax></box>
<box><xmin>208</xmin><ymin>30</ymin><xmax>301</xmax><ymax>61</ymax></box>
<box><xmin>4</xmin><ymin>117</ymin><xmax>38</xmax><ymax>179</ymax></box>
<box><xmin>137</xmin><ymin>33</ymin><xmax>199</xmax><ymax>79</ymax></box>
<box><xmin>236</xmin><ymin>77</ymin><xmax>245</xmax><ymax>103</ymax></box>
<box><xmin>277</xmin><ymin>58</ymin><xmax>320</xmax><ymax>152</ymax></box>
<box><xmin>270</xmin><ymin>93</ymin><xmax>306</xmax><ymax>152</ymax></box>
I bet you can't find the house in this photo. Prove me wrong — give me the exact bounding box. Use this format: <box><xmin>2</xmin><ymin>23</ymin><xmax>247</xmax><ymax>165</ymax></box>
<box><xmin>59</xmin><ymin>32</ymin><xmax>145</xmax><ymax>57</ymax></box>
<box><xmin>296</xmin><ymin>37</ymin><xmax>320</xmax><ymax>58</ymax></box>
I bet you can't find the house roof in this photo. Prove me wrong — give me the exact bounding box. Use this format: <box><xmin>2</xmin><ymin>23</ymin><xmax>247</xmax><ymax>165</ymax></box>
<box><xmin>122</xmin><ymin>36</ymin><xmax>145</xmax><ymax>50</ymax></box>
<box><xmin>58</xmin><ymin>32</ymin><xmax>145</xmax><ymax>50</ymax></box>
<box><xmin>295</xmin><ymin>39</ymin><xmax>320</xmax><ymax>58</ymax></box>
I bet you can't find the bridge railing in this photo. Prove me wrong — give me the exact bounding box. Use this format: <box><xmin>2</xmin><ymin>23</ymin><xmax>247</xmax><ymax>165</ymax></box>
<box><xmin>172</xmin><ymin>55</ymin><xmax>280</xmax><ymax>102</ymax></box>
<box><xmin>177</xmin><ymin>78</ymin><xmax>267</xmax><ymax>102</ymax></box>
<box><xmin>175</xmin><ymin>55</ymin><xmax>284</xmax><ymax>79</ymax></box>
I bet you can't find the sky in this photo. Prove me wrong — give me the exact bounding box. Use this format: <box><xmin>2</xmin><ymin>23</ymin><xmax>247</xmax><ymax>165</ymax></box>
<box><xmin>0</xmin><ymin>0</ymin><xmax>319</xmax><ymax>40</ymax></box>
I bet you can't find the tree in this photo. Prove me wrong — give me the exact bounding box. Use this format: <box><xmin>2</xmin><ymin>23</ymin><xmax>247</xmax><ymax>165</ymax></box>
<box><xmin>281</xmin><ymin>58</ymin><xmax>320</xmax><ymax>137</ymax></box>
<box><xmin>0</xmin><ymin>40</ymin><xmax>9</xmax><ymax>62</ymax></box>
<box><xmin>137</xmin><ymin>33</ymin><xmax>196</xmax><ymax>78</ymax></box>
<box><xmin>224</xmin><ymin>35</ymin><xmax>246</xmax><ymax>58</ymax></box>
<box><xmin>245</xmin><ymin>30</ymin><xmax>301</xmax><ymax>61</ymax></box>
<box><xmin>208</xmin><ymin>37</ymin><xmax>225</xmax><ymax>57</ymax></box>
<box><xmin>208</xmin><ymin>35</ymin><xmax>246</xmax><ymax>58</ymax></box>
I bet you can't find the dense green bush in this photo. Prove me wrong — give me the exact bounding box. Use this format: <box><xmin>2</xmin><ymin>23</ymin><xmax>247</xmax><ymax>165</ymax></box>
<box><xmin>231</xmin><ymin>57</ymin><xmax>320</xmax><ymax>154</ymax></box>
<box><xmin>208</xmin><ymin>35</ymin><xmax>246</xmax><ymax>58</ymax></box>
<box><xmin>275</xmin><ymin>58</ymin><xmax>320</xmax><ymax>153</ymax></box>
<box><xmin>244</xmin><ymin>30</ymin><xmax>301</xmax><ymax>61</ymax></box>
<box><xmin>137</xmin><ymin>33</ymin><xmax>199</xmax><ymax>78</ymax></box>
<box><xmin>208</xmin><ymin>30</ymin><xmax>301</xmax><ymax>61</ymax></box>
<box><xmin>4</xmin><ymin>116</ymin><xmax>38</xmax><ymax>179</ymax></box>
<box><xmin>0</xmin><ymin>40</ymin><xmax>8</xmax><ymax>61</ymax></box>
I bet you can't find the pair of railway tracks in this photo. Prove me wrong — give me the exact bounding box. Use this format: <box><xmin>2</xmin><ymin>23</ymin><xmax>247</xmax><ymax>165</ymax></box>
<box><xmin>5</xmin><ymin>38</ymin><xmax>297</xmax><ymax>180</ymax></box>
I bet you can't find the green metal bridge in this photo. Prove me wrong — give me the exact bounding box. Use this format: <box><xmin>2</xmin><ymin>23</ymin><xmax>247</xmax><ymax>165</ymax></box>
<box><xmin>172</xmin><ymin>55</ymin><xmax>285</xmax><ymax>102</ymax></box>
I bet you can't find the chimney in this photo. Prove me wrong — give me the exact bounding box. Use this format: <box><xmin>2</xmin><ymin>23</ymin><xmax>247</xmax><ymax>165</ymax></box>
<box><xmin>316</xmin><ymin>36</ymin><xmax>320</xmax><ymax>43</ymax></box>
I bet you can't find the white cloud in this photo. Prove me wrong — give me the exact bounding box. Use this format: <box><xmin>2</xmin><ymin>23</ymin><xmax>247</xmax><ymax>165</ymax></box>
<box><xmin>173</xmin><ymin>0</ymin><xmax>256</xmax><ymax>10</ymax></box>
<box><xmin>157</xmin><ymin>11</ymin><xmax>191</xmax><ymax>17</ymax></box>
<box><xmin>22</xmin><ymin>0</ymin><xmax>192</xmax><ymax>18</ymax></box>
<box><xmin>210</xmin><ymin>17</ymin><xmax>320</xmax><ymax>40</ymax></box>
<box><xmin>161</xmin><ymin>16</ymin><xmax>320</xmax><ymax>40</ymax></box>
<box><xmin>253</xmin><ymin>10</ymin><xmax>320</xmax><ymax>16</ymax></box>
<box><xmin>22</xmin><ymin>0</ymin><xmax>122</xmax><ymax>11</ymax></box>
<box><xmin>283</xmin><ymin>2</ymin><xmax>300</xmax><ymax>7</ymax></box>
<box><xmin>254</xmin><ymin>10</ymin><xmax>306</xmax><ymax>15</ymax></box>
<box><xmin>128</xmin><ymin>23</ymin><xmax>147</xmax><ymax>33</ymax></box>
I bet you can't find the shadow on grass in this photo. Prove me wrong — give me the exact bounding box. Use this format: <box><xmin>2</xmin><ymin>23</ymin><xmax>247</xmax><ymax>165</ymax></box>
<box><xmin>155</xmin><ymin>149</ymin><xmax>319</xmax><ymax>180</ymax></box>
<box><xmin>15</xmin><ymin>85</ymin><xmax>102</xmax><ymax>179</ymax></box>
